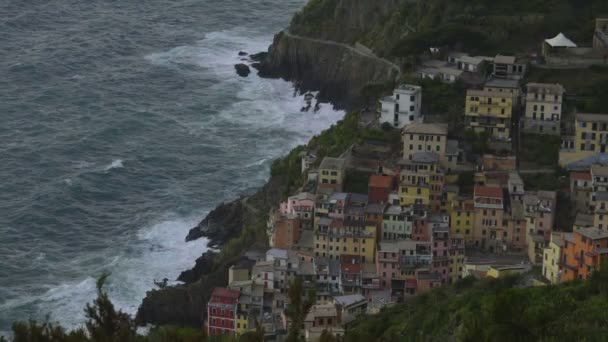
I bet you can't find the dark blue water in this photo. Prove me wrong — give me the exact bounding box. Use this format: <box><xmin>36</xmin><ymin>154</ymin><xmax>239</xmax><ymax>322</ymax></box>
<box><xmin>0</xmin><ymin>0</ymin><xmax>343</xmax><ymax>333</ymax></box>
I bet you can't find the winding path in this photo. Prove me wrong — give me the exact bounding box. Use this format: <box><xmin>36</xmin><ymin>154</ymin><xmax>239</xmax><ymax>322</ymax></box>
<box><xmin>282</xmin><ymin>29</ymin><xmax>402</xmax><ymax>80</ymax></box>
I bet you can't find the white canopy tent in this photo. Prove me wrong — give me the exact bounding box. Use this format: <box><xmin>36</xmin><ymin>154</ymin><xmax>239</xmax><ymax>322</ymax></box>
<box><xmin>545</xmin><ymin>32</ymin><xmax>577</xmax><ymax>48</ymax></box>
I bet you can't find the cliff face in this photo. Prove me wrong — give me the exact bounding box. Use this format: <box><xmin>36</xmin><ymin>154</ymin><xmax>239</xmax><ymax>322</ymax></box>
<box><xmin>257</xmin><ymin>31</ymin><xmax>399</xmax><ymax>109</ymax></box>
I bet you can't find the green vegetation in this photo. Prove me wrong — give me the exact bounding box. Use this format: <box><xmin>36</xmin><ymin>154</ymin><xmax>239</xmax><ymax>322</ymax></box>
<box><xmin>3</xmin><ymin>275</ymin><xmax>208</xmax><ymax>342</ymax></box>
<box><xmin>285</xmin><ymin>278</ymin><xmax>316</xmax><ymax>342</ymax></box>
<box><xmin>271</xmin><ymin>111</ymin><xmax>399</xmax><ymax>198</ymax></box>
<box><xmin>464</xmin><ymin>129</ymin><xmax>491</xmax><ymax>155</ymax></box>
<box><xmin>344</xmin><ymin>170</ymin><xmax>372</xmax><ymax>194</ymax></box>
<box><xmin>519</xmin><ymin>133</ymin><xmax>561</xmax><ymax>169</ymax></box>
<box><xmin>345</xmin><ymin>266</ymin><xmax>608</xmax><ymax>342</ymax></box>
<box><xmin>291</xmin><ymin>0</ymin><xmax>608</xmax><ymax>58</ymax></box>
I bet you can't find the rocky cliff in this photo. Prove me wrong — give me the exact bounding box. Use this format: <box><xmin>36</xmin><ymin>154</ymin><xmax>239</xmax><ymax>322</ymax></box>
<box><xmin>256</xmin><ymin>31</ymin><xmax>400</xmax><ymax>109</ymax></box>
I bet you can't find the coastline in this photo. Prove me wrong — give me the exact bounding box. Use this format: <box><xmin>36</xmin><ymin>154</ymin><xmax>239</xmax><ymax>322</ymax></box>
<box><xmin>135</xmin><ymin>25</ymin><xmax>400</xmax><ymax>326</ymax></box>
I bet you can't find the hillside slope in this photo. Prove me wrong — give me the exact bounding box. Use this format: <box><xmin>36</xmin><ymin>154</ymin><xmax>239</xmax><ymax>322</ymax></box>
<box><xmin>345</xmin><ymin>269</ymin><xmax>608</xmax><ymax>342</ymax></box>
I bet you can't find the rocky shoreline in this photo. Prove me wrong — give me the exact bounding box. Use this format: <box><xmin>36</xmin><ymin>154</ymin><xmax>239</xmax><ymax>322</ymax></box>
<box><xmin>135</xmin><ymin>23</ymin><xmax>399</xmax><ymax>327</ymax></box>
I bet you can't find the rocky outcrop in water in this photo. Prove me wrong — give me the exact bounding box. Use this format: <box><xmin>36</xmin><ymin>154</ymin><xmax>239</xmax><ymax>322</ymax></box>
<box><xmin>234</xmin><ymin>63</ymin><xmax>251</xmax><ymax>77</ymax></box>
<box><xmin>185</xmin><ymin>200</ymin><xmax>245</xmax><ymax>246</ymax></box>
<box><xmin>177</xmin><ymin>251</ymin><xmax>216</xmax><ymax>284</ymax></box>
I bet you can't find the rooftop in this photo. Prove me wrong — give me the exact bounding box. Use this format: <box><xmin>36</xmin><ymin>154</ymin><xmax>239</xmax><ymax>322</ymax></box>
<box><xmin>576</xmin><ymin>113</ymin><xmax>608</xmax><ymax>123</ymax></box>
<box><xmin>577</xmin><ymin>227</ymin><xmax>608</xmax><ymax>240</ymax></box>
<box><xmin>410</xmin><ymin>152</ymin><xmax>441</xmax><ymax>164</ymax></box>
<box><xmin>402</xmin><ymin>123</ymin><xmax>448</xmax><ymax>135</ymax></box>
<box><xmin>485</xmin><ymin>78</ymin><xmax>520</xmax><ymax>89</ymax></box>
<box><xmin>545</xmin><ymin>32</ymin><xmax>577</xmax><ymax>48</ymax></box>
<box><xmin>365</xmin><ymin>203</ymin><xmax>387</xmax><ymax>214</ymax></box>
<box><xmin>396</xmin><ymin>84</ymin><xmax>422</xmax><ymax>93</ymax></box>
<box><xmin>266</xmin><ymin>248</ymin><xmax>288</xmax><ymax>260</ymax></box>
<box><xmin>211</xmin><ymin>287</ymin><xmax>240</xmax><ymax>300</ymax></box>
<box><xmin>369</xmin><ymin>175</ymin><xmax>394</xmax><ymax>189</ymax></box>
<box><xmin>494</xmin><ymin>54</ymin><xmax>517</xmax><ymax>65</ymax></box>
<box><xmin>474</xmin><ymin>186</ymin><xmax>504</xmax><ymax>199</ymax></box>
<box><xmin>319</xmin><ymin>157</ymin><xmax>346</xmax><ymax>171</ymax></box>
<box><xmin>591</xmin><ymin>164</ymin><xmax>608</xmax><ymax>177</ymax></box>
<box><xmin>333</xmin><ymin>294</ymin><xmax>366</xmax><ymax>307</ymax></box>
<box><xmin>526</xmin><ymin>82</ymin><xmax>565</xmax><ymax>94</ymax></box>
<box><xmin>467</xmin><ymin>88</ymin><xmax>515</xmax><ymax>98</ymax></box>
<box><xmin>571</xmin><ymin>172</ymin><xmax>592</xmax><ymax>181</ymax></box>
<box><xmin>574</xmin><ymin>212</ymin><xmax>594</xmax><ymax>227</ymax></box>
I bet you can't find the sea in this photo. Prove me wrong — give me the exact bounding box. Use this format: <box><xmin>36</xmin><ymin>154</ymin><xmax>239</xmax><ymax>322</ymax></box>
<box><xmin>0</xmin><ymin>0</ymin><xmax>344</xmax><ymax>335</ymax></box>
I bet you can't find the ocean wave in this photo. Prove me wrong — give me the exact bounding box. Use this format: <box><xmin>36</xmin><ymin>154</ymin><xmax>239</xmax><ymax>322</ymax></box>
<box><xmin>103</xmin><ymin>159</ymin><xmax>124</xmax><ymax>171</ymax></box>
<box><xmin>0</xmin><ymin>214</ymin><xmax>209</xmax><ymax>331</ymax></box>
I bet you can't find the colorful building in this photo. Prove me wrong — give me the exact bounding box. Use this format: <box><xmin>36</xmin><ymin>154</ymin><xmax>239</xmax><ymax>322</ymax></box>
<box><xmin>379</xmin><ymin>84</ymin><xmax>422</xmax><ymax>128</ymax></box>
<box><xmin>401</xmin><ymin>123</ymin><xmax>448</xmax><ymax>166</ymax></box>
<box><xmin>398</xmin><ymin>152</ymin><xmax>444</xmax><ymax>209</ymax></box>
<box><xmin>570</xmin><ymin>171</ymin><xmax>592</xmax><ymax>212</ymax></box>
<box><xmin>314</xmin><ymin>218</ymin><xmax>376</xmax><ymax>263</ymax></box>
<box><xmin>449</xmin><ymin>233</ymin><xmax>465</xmax><ymax>283</ymax></box>
<box><xmin>560</xmin><ymin>227</ymin><xmax>608</xmax><ymax>281</ymax></box>
<box><xmin>521</xmin><ymin>83</ymin><xmax>564</xmax><ymax>135</ymax></box>
<box><xmin>319</xmin><ymin>157</ymin><xmax>346</xmax><ymax>191</ymax></box>
<box><xmin>464</xmin><ymin>79</ymin><xmax>520</xmax><ymax>140</ymax></box>
<box><xmin>543</xmin><ymin>232</ymin><xmax>568</xmax><ymax>284</ymax></box>
<box><xmin>450</xmin><ymin>196</ymin><xmax>475</xmax><ymax>241</ymax></box>
<box><xmin>381</xmin><ymin>205</ymin><xmax>412</xmax><ymax>240</ymax></box>
<box><xmin>368</xmin><ymin>174</ymin><xmax>395</xmax><ymax>204</ymax></box>
<box><xmin>559</xmin><ymin>113</ymin><xmax>608</xmax><ymax>166</ymax></box>
<box><xmin>473</xmin><ymin>185</ymin><xmax>506</xmax><ymax>252</ymax></box>
<box><xmin>267</xmin><ymin>211</ymin><xmax>301</xmax><ymax>249</ymax></box>
<box><xmin>207</xmin><ymin>288</ymin><xmax>240</xmax><ymax>336</ymax></box>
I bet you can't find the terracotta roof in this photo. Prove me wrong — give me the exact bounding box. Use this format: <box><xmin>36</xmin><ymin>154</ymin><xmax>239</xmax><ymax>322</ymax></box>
<box><xmin>571</xmin><ymin>172</ymin><xmax>591</xmax><ymax>181</ymax></box>
<box><xmin>474</xmin><ymin>186</ymin><xmax>503</xmax><ymax>199</ymax></box>
<box><xmin>369</xmin><ymin>175</ymin><xmax>393</xmax><ymax>189</ymax></box>
<box><xmin>341</xmin><ymin>263</ymin><xmax>362</xmax><ymax>274</ymax></box>
<box><xmin>211</xmin><ymin>287</ymin><xmax>240</xmax><ymax>300</ymax></box>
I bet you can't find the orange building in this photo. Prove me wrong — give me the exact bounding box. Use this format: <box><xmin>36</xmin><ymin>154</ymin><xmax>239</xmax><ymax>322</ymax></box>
<box><xmin>368</xmin><ymin>175</ymin><xmax>395</xmax><ymax>204</ymax></box>
<box><xmin>268</xmin><ymin>212</ymin><xmax>301</xmax><ymax>249</ymax></box>
<box><xmin>561</xmin><ymin>227</ymin><xmax>608</xmax><ymax>281</ymax></box>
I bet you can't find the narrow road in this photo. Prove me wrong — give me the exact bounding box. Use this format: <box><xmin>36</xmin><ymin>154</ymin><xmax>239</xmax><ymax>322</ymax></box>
<box><xmin>282</xmin><ymin>29</ymin><xmax>402</xmax><ymax>80</ymax></box>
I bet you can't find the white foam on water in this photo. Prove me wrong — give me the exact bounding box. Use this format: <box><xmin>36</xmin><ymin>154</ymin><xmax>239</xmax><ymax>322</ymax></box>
<box><xmin>103</xmin><ymin>159</ymin><xmax>124</xmax><ymax>171</ymax></box>
<box><xmin>1</xmin><ymin>27</ymin><xmax>344</xmax><ymax>334</ymax></box>
<box><xmin>0</xmin><ymin>214</ymin><xmax>209</xmax><ymax>332</ymax></box>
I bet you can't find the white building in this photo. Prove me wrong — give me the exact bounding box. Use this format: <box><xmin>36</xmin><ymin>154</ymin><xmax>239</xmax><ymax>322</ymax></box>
<box><xmin>522</xmin><ymin>83</ymin><xmax>565</xmax><ymax>135</ymax></box>
<box><xmin>379</xmin><ymin>84</ymin><xmax>422</xmax><ymax>128</ymax></box>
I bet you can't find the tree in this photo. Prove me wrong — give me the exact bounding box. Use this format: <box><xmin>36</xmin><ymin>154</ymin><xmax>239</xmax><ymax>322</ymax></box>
<box><xmin>285</xmin><ymin>278</ymin><xmax>316</xmax><ymax>342</ymax></box>
<box><xmin>319</xmin><ymin>329</ymin><xmax>338</xmax><ymax>342</ymax></box>
<box><xmin>84</xmin><ymin>274</ymin><xmax>142</xmax><ymax>342</ymax></box>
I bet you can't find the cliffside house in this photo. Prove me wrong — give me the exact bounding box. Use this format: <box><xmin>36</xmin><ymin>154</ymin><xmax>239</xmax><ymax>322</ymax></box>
<box><xmin>379</xmin><ymin>84</ymin><xmax>422</xmax><ymax>128</ymax></box>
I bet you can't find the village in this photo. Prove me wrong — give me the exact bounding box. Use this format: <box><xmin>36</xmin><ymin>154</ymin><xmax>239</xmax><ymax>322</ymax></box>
<box><xmin>204</xmin><ymin>19</ymin><xmax>608</xmax><ymax>340</ymax></box>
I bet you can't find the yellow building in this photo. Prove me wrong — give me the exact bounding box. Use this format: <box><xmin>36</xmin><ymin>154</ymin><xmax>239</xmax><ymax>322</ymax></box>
<box><xmin>486</xmin><ymin>265</ymin><xmax>528</xmax><ymax>278</ymax></box>
<box><xmin>402</xmin><ymin>123</ymin><xmax>448</xmax><ymax>166</ymax></box>
<box><xmin>441</xmin><ymin>185</ymin><xmax>458</xmax><ymax>214</ymax></box>
<box><xmin>397</xmin><ymin>152</ymin><xmax>443</xmax><ymax>208</ymax></box>
<box><xmin>559</xmin><ymin>113</ymin><xmax>608</xmax><ymax>166</ymax></box>
<box><xmin>449</xmin><ymin>234</ymin><xmax>466</xmax><ymax>283</ymax></box>
<box><xmin>236</xmin><ymin>313</ymin><xmax>249</xmax><ymax>335</ymax></box>
<box><xmin>542</xmin><ymin>232</ymin><xmax>568</xmax><ymax>284</ymax></box>
<box><xmin>450</xmin><ymin>196</ymin><xmax>475</xmax><ymax>241</ymax></box>
<box><xmin>318</xmin><ymin>157</ymin><xmax>346</xmax><ymax>191</ymax></box>
<box><xmin>314</xmin><ymin>218</ymin><xmax>376</xmax><ymax>263</ymax></box>
<box><xmin>464</xmin><ymin>79</ymin><xmax>520</xmax><ymax>140</ymax></box>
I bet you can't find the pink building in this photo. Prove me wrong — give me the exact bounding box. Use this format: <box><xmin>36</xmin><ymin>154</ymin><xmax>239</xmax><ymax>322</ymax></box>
<box><xmin>280</xmin><ymin>192</ymin><xmax>315</xmax><ymax>229</ymax></box>
<box><xmin>431</xmin><ymin>225</ymin><xmax>450</xmax><ymax>284</ymax></box>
